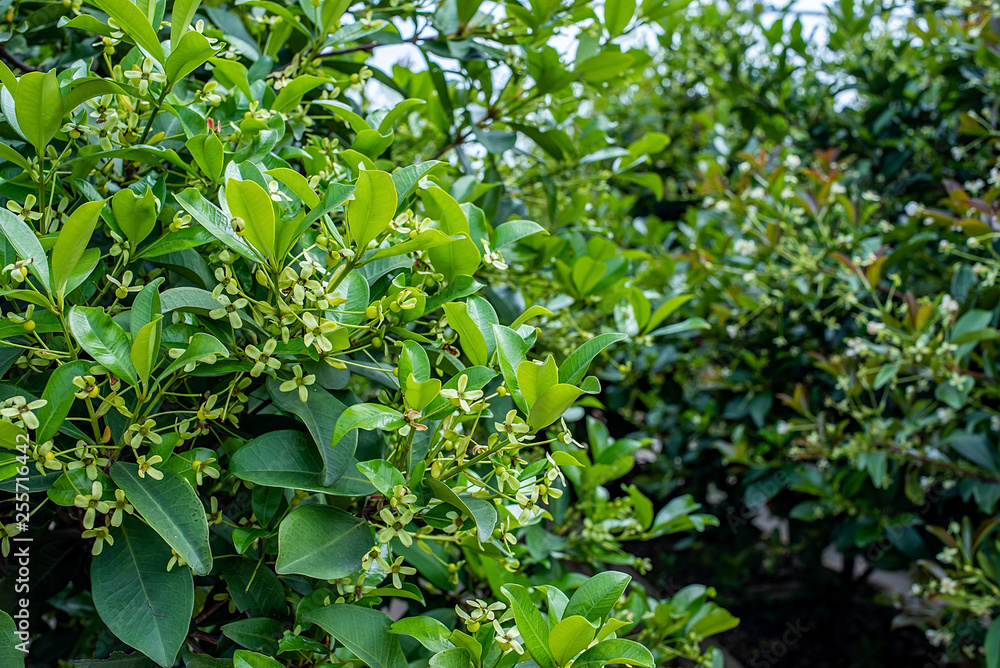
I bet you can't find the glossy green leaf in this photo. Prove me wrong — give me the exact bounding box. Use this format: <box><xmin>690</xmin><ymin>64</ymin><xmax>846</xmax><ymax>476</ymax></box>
<box><xmin>492</xmin><ymin>219</ymin><xmax>547</xmax><ymax>249</ymax></box>
<box><xmin>130</xmin><ymin>316</ymin><xmax>162</xmax><ymax>383</ymax></box>
<box><xmin>559</xmin><ymin>333</ymin><xmax>627</xmax><ymax>385</ymax></box>
<box><xmin>226</xmin><ymin>178</ymin><xmax>276</xmax><ymax>260</ymax></box>
<box><xmin>52</xmin><ymin>200</ymin><xmax>104</xmax><ymax>299</ymax></box>
<box><xmin>276</xmin><ymin>505</ymin><xmax>374</xmax><ymax>579</ymax></box>
<box><xmin>14</xmin><ymin>70</ymin><xmax>63</xmax><ymax>154</ymax></box>
<box><xmin>170</xmin><ymin>0</ymin><xmax>203</xmax><ymax>47</ymax></box>
<box><xmin>68</xmin><ymin>306</ymin><xmax>138</xmax><ymax>386</ymax></box>
<box><xmin>548</xmin><ymin>616</ymin><xmax>597</xmax><ymax>667</ymax></box>
<box><xmin>86</xmin><ymin>0</ymin><xmax>166</xmax><ymax>63</ymax></box>
<box><xmin>563</xmin><ymin>571</ymin><xmax>631</xmax><ymax>622</ymax></box>
<box><xmin>186</xmin><ymin>133</ymin><xmax>225</xmax><ymax>182</ymax></box>
<box><xmin>175</xmin><ymin>188</ymin><xmax>265</xmax><ymax>262</ymax></box>
<box><xmin>110</xmin><ymin>463</ymin><xmax>213</xmax><ymax>575</ymax></box>
<box><xmin>443</xmin><ymin>301</ymin><xmax>488</xmax><ymax>366</ymax></box>
<box><xmin>572</xmin><ymin>639</ymin><xmax>653</xmax><ymax>668</ymax></box>
<box><xmin>348</xmin><ymin>169</ymin><xmax>397</xmax><ymax>250</ymax></box>
<box><xmin>517</xmin><ymin>356</ymin><xmax>558</xmax><ymax>409</ymax></box>
<box><xmin>0</xmin><ymin>611</ymin><xmax>24</xmax><ymax>668</ymax></box>
<box><xmin>527</xmin><ymin>383</ymin><xmax>584</xmax><ymax>431</ymax></box>
<box><xmin>35</xmin><ymin>360</ymin><xmax>92</xmax><ymax>442</ymax></box>
<box><xmin>0</xmin><ymin>209</ymin><xmax>50</xmax><ymax>290</ymax></box>
<box><xmin>501</xmin><ymin>584</ymin><xmax>554</xmax><ymax>668</ymax></box>
<box><xmin>424</xmin><ymin>478</ymin><xmax>496</xmax><ymax>543</ymax></box>
<box><xmin>304</xmin><ymin>604</ymin><xmax>408</xmax><ymax>668</ymax></box>
<box><xmin>91</xmin><ymin>518</ymin><xmax>193</xmax><ymax>668</ymax></box>
<box><xmin>330</xmin><ymin>403</ymin><xmax>404</xmax><ymax>447</ymax></box>
<box><xmin>165</xmin><ymin>29</ymin><xmax>218</xmax><ymax>82</ymax></box>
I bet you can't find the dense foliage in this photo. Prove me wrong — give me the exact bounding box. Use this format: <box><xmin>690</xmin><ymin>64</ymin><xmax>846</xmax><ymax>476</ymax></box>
<box><xmin>4</xmin><ymin>0</ymin><xmax>1000</xmax><ymax>665</ymax></box>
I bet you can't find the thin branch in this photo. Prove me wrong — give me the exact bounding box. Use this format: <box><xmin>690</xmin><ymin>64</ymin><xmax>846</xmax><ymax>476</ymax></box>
<box><xmin>0</xmin><ymin>45</ymin><xmax>37</xmax><ymax>73</ymax></box>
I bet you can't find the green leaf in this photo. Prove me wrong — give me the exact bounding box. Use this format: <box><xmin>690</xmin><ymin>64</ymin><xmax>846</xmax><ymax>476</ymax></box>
<box><xmin>234</xmin><ymin>650</ymin><xmax>283</xmax><ymax>668</ymax></box>
<box><xmin>492</xmin><ymin>325</ymin><xmax>529</xmax><ymax>413</ymax></box>
<box><xmin>52</xmin><ymin>200</ymin><xmax>105</xmax><ymax>299</ymax></box>
<box><xmin>391</xmin><ymin>616</ymin><xmax>455</xmax><ymax>653</ymax></box>
<box><xmin>559</xmin><ymin>333</ymin><xmax>627</xmax><ymax>385</ymax></box>
<box><xmin>170</xmin><ymin>0</ymin><xmax>203</xmax><ymax>48</ymax></box>
<box><xmin>68</xmin><ymin>306</ymin><xmax>138</xmax><ymax>386</ymax></box>
<box><xmin>0</xmin><ymin>209</ymin><xmax>50</xmax><ymax>291</ymax></box>
<box><xmin>604</xmin><ymin>0</ymin><xmax>635</xmax><ymax>35</ymax></box>
<box><xmin>265</xmin><ymin>167</ymin><xmax>319</xmax><ymax>208</ymax></box>
<box><xmin>0</xmin><ymin>611</ymin><xmax>24</xmax><ymax>668</ymax></box>
<box><xmin>330</xmin><ymin>404</ymin><xmax>404</xmax><ymax>447</ymax></box>
<box><xmin>165</xmin><ymin>29</ymin><xmax>217</xmax><ymax>82</ymax></box>
<box><xmin>113</xmin><ymin>186</ymin><xmax>159</xmax><ymax>249</ymax></box>
<box><xmin>130</xmin><ymin>277</ymin><xmax>164</xmax><ymax>335</ymax></box>
<box><xmin>429</xmin><ymin>648</ymin><xmax>472</xmax><ymax>668</ymax></box>
<box><xmin>563</xmin><ymin>571</ymin><xmax>631</xmax><ymax>622</ymax></box>
<box><xmin>349</xmin><ymin>169</ymin><xmax>397</xmax><ymax>250</ymax></box>
<box><xmin>14</xmin><ymin>71</ymin><xmax>63</xmax><ymax>154</ymax></box>
<box><xmin>276</xmin><ymin>505</ymin><xmax>374</xmax><ymax>579</ymax></box>
<box><xmin>365</xmin><ymin>229</ymin><xmax>462</xmax><ymax>263</ymax></box>
<box><xmin>987</xmin><ymin>616</ymin><xmax>1000</xmax><ymax>668</ymax></box>
<box><xmin>511</xmin><ymin>305</ymin><xmax>554</xmax><ymax>330</ymax></box>
<box><xmin>392</xmin><ymin>161</ymin><xmax>442</xmax><ymax>213</ymax></box>
<box><xmin>157</xmin><ymin>332</ymin><xmax>228</xmax><ymax>380</ymax></box>
<box><xmin>0</xmin><ymin>143</ymin><xmax>31</xmax><ymax>170</ymax></box>
<box><xmin>34</xmin><ymin>360</ymin><xmax>92</xmax><ymax>442</ymax></box>
<box><xmin>492</xmin><ymin>219</ymin><xmax>547</xmax><ymax>249</ymax></box>
<box><xmin>643</xmin><ymin>294</ymin><xmax>692</xmax><ymax>333</ymax></box>
<box><xmin>517</xmin><ymin>356</ymin><xmax>558</xmax><ymax>409</ymax></box>
<box><xmin>221</xmin><ymin>618</ymin><xmax>283</xmax><ymax>654</ymax></box>
<box><xmin>186</xmin><ymin>133</ymin><xmax>225</xmax><ymax>183</ymax></box>
<box><xmin>424</xmin><ymin>186</ymin><xmax>480</xmax><ymax>281</ymax></box>
<box><xmin>175</xmin><ymin>188</ymin><xmax>264</xmax><ymax>262</ymax></box>
<box><xmin>424</xmin><ymin>478</ymin><xmax>497</xmax><ymax>543</ymax></box>
<box><xmin>400</xmin><ymin>340</ymin><xmax>430</xmax><ymax>384</ymax></box>
<box><xmin>130</xmin><ymin>316</ymin><xmax>162</xmax><ymax>383</ymax></box>
<box><xmin>91</xmin><ymin>517</ymin><xmax>193</xmax><ymax>668</ymax></box>
<box><xmin>443</xmin><ymin>302</ymin><xmax>488</xmax><ymax>366</ymax></box>
<box><xmin>572</xmin><ymin>639</ymin><xmax>653</xmax><ymax>668</ymax></box>
<box><xmin>110</xmin><ymin>463</ymin><xmax>213</xmax><ymax>575</ymax></box>
<box><xmin>229</xmin><ymin>430</ymin><xmax>374</xmax><ymax>496</ymax></box>
<box><xmin>405</xmin><ymin>374</ymin><xmax>441</xmax><ymax>412</ymax></box>
<box><xmin>548</xmin><ymin>616</ymin><xmax>597</xmax><ymax>667</ymax></box>
<box><xmin>86</xmin><ymin>0</ymin><xmax>166</xmax><ymax>63</ymax></box>
<box><xmin>527</xmin><ymin>384</ymin><xmax>584</xmax><ymax>431</ymax></box>
<box><xmin>265</xmin><ymin>378</ymin><xmax>356</xmax><ymax>486</ymax></box>
<box><xmin>500</xmin><ymin>584</ymin><xmax>554</xmax><ymax>668</ymax></box>
<box><xmin>226</xmin><ymin>178</ymin><xmax>276</xmax><ymax>261</ymax></box>
<box><xmin>272</xmin><ymin>74</ymin><xmax>330</xmax><ymax>113</ymax></box>
<box><xmin>304</xmin><ymin>604</ymin><xmax>408</xmax><ymax>668</ymax></box>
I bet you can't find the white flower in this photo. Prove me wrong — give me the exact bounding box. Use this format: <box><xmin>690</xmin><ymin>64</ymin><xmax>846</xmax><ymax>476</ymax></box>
<box><xmin>940</xmin><ymin>294</ymin><xmax>959</xmax><ymax>314</ymax></box>
<box><xmin>904</xmin><ymin>201</ymin><xmax>921</xmax><ymax>217</ymax></box>
<box><xmin>733</xmin><ymin>239</ymin><xmax>756</xmax><ymax>256</ymax></box>
<box><xmin>784</xmin><ymin>154</ymin><xmax>801</xmax><ymax>169</ymax></box>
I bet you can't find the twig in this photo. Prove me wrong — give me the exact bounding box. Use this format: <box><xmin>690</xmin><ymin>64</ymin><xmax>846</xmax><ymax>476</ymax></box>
<box><xmin>0</xmin><ymin>45</ymin><xmax>37</xmax><ymax>73</ymax></box>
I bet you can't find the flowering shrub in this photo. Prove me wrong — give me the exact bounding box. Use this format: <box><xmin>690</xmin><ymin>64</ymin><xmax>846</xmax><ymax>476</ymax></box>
<box><xmin>0</xmin><ymin>0</ymin><xmax>740</xmax><ymax>665</ymax></box>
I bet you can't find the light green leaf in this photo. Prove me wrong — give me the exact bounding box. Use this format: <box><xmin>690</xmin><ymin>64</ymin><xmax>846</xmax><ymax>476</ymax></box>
<box><xmin>130</xmin><ymin>277</ymin><xmax>164</xmax><ymax>335</ymax></box>
<box><xmin>527</xmin><ymin>383</ymin><xmax>584</xmax><ymax>431</ymax></box>
<box><xmin>559</xmin><ymin>333</ymin><xmax>627</xmax><ymax>385</ymax></box>
<box><xmin>14</xmin><ymin>71</ymin><xmax>63</xmax><ymax>154</ymax></box>
<box><xmin>304</xmin><ymin>604</ymin><xmax>408</xmax><ymax>668</ymax></box>
<box><xmin>442</xmin><ymin>302</ymin><xmax>488</xmax><ymax>366</ymax></box>
<box><xmin>517</xmin><ymin>356</ymin><xmax>558</xmax><ymax>409</ymax></box>
<box><xmin>130</xmin><ymin>316</ymin><xmax>162</xmax><ymax>383</ymax></box>
<box><xmin>276</xmin><ymin>505</ymin><xmax>374</xmax><ymax>579</ymax></box>
<box><xmin>391</xmin><ymin>616</ymin><xmax>455</xmax><ymax>653</ymax></box>
<box><xmin>548</xmin><ymin>616</ymin><xmax>597</xmax><ymax>667</ymax></box>
<box><xmin>330</xmin><ymin>403</ymin><xmax>404</xmax><ymax>447</ymax></box>
<box><xmin>226</xmin><ymin>178</ymin><xmax>276</xmax><ymax>261</ymax></box>
<box><xmin>0</xmin><ymin>209</ymin><xmax>50</xmax><ymax>290</ymax></box>
<box><xmin>68</xmin><ymin>306</ymin><xmax>138</xmax><ymax>386</ymax></box>
<box><xmin>563</xmin><ymin>571</ymin><xmax>631</xmax><ymax>622</ymax></box>
<box><xmin>186</xmin><ymin>133</ymin><xmax>225</xmax><ymax>183</ymax></box>
<box><xmin>157</xmin><ymin>332</ymin><xmax>228</xmax><ymax>380</ymax></box>
<box><xmin>170</xmin><ymin>0</ymin><xmax>203</xmax><ymax>48</ymax></box>
<box><xmin>272</xmin><ymin>74</ymin><xmax>330</xmax><ymax>114</ymax></box>
<box><xmin>265</xmin><ymin>167</ymin><xmax>319</xmax><ymax>208</ymax></box>
<box><xmin>165</xmin><ymin>29</ymin><xmax>218</xmax><ymax>82</ymax></box>
<box><xmin>572</xmin><ymin>639</ymin><xmax>653</xmax><ymax>668</ymax></box>
<box><xmin>405</xmin><ymin>374</ymin><xmax>441</xmax><ymax>412</ymax></box>
<box><xmin>604</xmin><ymin>0</ymin><xmax>635</xmax><ymax>35</ymax></box>
<box><xmin>492</xmin><ymin>325</ymin><xmax>529</xmax><ymax>413</ymax></box>
<box><xmin>500</xmin><ymin>584</ymin><xmax>554</xmax><ymax>668</ymax></box>
<box><xmin>175</xmin><ymin>188</ymin><xmax>264</xmax><ymax>262</ymax></box>
<box><xmin>110</xmin><ymin>463</ymin><xmax>213</xmax><ymax>575</ymax></box>
<box><xmin>365</xmin><ymin>229</ymin><xmax>462</xmax><ymax>263</ymax></box>
<box><xmin>91</xmin><ymin>517</ymin><xmax>193</xmax><ymax>668</ymax></box>
<box><xmin>233</xmin><ymin>650</ymin><xmax>283</xmax><ymax>668</ymax></box>
<box><xmin>52</xmin><ymin>200</ymin><xmax>104</xmax><ymax>299</ymax></box>
<box><xmin>86</xmin><ymin>0</ymin><xmax>166</xmax><ymax>63</ymax></box>
<box><xmin>511</xmin><ymin>305</ymin><xmax>554</xmax><ymax>329</ymax></box>
<box><xmin>492</xmin><ymin>219</ymin><xmax>547</xmax><ymax>249</ymax></box>
<box><xmin>348</xmin><ymin>169</ymin><xmax>397</xmax><ymax>250</ymax></box>
<box><xmin>113</xmin><ymin>186</ymin><xmax>158</xmax><ymax>249</ymax></box>
<box><xmin>643</xmin><ymin>294</ymin><xmax>692</xmax><ymax>333</ymax></box>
